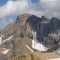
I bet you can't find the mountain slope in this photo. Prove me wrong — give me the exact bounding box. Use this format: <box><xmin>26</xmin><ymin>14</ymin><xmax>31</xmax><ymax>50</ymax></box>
<box><xmin>0</xmin><ymin>13</ymin><xmax>60</xmax><ymax>60</ymax></box>
<box><xmin>9</xmin><ymin>52</ymin><xmax>60</xmax><ymax>60</ymax></box>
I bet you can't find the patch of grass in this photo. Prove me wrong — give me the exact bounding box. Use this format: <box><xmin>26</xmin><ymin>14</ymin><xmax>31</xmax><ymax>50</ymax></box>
<box><xmin>9</xmin><ymin>52</ymin><xmax>60</xmax><ymax>60</ymax></box>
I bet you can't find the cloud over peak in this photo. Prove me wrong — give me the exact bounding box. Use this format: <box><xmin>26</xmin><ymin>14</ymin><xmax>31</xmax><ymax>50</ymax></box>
<box><xmin>0</xmin><ymin>0</ymin><xmax>60</xmax><ymax>29</ymax></box>
<box><xmin>0</xmin><ymin>0</ymin><xmax>29</xmax><ymax>18</ymax></box>
<box><xmin>0</xmin><ymin>0</ymin><xmax>60</xmax><ymax>19</ymax></box>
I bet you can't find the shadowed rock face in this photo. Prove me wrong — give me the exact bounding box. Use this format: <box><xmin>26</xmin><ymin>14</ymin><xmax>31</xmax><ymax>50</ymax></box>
<box><xmin>0</xmin><ymin>13</ymin><xmax>60</xmax><ymax>60</ymax></box>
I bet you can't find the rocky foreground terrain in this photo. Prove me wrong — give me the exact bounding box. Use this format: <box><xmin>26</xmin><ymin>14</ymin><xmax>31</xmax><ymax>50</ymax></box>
<box><xmin>9</xmin><ymin>52</ymin><xmax>60</xmax><ymax>60</ymax></box>
<box><xmin>0</xmin><ymin>13</ymin><xmax>60</xmax><ymax>60</ymax></box>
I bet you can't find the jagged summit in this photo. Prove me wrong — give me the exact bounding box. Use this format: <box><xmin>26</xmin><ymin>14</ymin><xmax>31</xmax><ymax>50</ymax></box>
<box><xmin>16</xmin><ymin>13</ymin><xmax>32</xmax><ymax>22</ymax></box>
<box><xmin>42</xmin><ymin>16</ymin><xmax>46</xmax><ymax>19</ymax></box>
<box><xmin>16</xmin><ymin>13</ymin><xmax>41</xmax><ymax>24</ymax></box>
<box><xmin>17</xmin><ymin>13</ymin><xmax>39</xmax><ymax>19</ymax></box>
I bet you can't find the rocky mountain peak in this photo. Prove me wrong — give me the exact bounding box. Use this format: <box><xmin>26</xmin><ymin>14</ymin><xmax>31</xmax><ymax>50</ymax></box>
<box><xmin>0</xmin><ymin>13</ymin><xmax>60</xmax><ymax>60</ymax></box>
<box><xmin>42</xmin><ymin>16</ymin><xmax>46</xmax><ymax>19</ymax></box>
<box><xmin>41</xmin><ymin>16</ymin><xmax>49</xmax><ymax>23</ymax></box>
<box><xmin>16</xmin><ymin>13</ymin><xmax>32</xmax><ymax>23</ymax></box>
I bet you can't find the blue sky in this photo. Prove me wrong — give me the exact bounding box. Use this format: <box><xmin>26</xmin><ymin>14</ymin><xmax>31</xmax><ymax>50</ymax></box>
<box><xmin>0</xmin><ymin>0</ymin><xmax>7</xmax><ymax>6</ymax></box>
<box><xmin>0</xmin><ymin>0</ymin><xmax>39</xmax><ymax>6</ymax></box>
<box><xmin>31</xmin><ymin>0</ymin><xmax>39</xmax><ymax>3</ymax></box>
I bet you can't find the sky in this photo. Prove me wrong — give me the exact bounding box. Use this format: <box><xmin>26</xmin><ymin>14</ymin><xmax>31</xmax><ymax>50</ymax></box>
<box><xmin>0</xmin><ymin>0</ymin><xmax>60</xmax><ymax>29</ymax></box>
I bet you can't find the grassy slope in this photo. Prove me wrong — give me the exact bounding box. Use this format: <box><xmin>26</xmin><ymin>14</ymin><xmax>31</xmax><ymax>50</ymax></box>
<box><xmin>9</xmin><ymin>52</ymin><xmax>60</xmax><ymax>60</ymax></box>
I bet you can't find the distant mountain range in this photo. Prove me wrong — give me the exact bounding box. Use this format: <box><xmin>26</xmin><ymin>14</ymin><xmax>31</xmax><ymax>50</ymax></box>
<box><xmin>0</xmin><ymin>13</ymin><xmax>60</xmax><ymax>60</ymax></box>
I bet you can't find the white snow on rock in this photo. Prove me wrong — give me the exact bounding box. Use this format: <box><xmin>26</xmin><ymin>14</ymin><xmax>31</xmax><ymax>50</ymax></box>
<box><xmin>32</xmin><ymin>31</ymin><xmax>48</xmax><ymax>51</ymax></box>
<box><xmin>58</xmin><ymin>50</ymin><xmax>60</xmax><ymax>54</ymax></box>
<box><xmin>2</xmin><ymin>35</ymin><xmax>13</xmax><ymax>43</ymax></box>
<box><xmin>3</xmin><ymin>48</ymin><xmax>6</xmax><ymax>50</ymax></box>
<box><xmin>48</xmin><ymin>58</ymin><xmax>60</xmax><ymax>60</ymax></box>
<box><xmin>0</xmin><ymin>35</ymin><xmax>13</xmax><ymax>44</ymax></box>
<box><xmin>26</xmin><ymin>44</ymin><xmax>34</xmax><ymax>52</ymax></box>
<box><xmin>2</xmin><ymin>49</ymin><xmax>10</xmax><ymax>54</ymax></box>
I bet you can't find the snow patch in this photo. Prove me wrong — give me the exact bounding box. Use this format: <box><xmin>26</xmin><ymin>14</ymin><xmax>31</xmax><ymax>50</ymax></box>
<box><xmin>2</xmin><ymin>35</ymin><xmax>13</xmax><ymax>43</ymax></box>
<box><xmin>32</xmin><ymin>31</ymin><xmax>48</xmax><ymax>51</ymax></box>
<box><xmin>2</xmin><ymin>49</ymin><xmax>10</xmax><ymax>54</ymax></box>
<box><xmin>3</xmin><ymin>48</ymin><xmax>6</xmax><ymax>50</ymax></box>
<box><xmin>48</xmin><ymin>58</ymin><xmax>60</xmax><ymax>60</ymax></box>
<box><xmin>26</xmin><ymin>44</ymin><xmax>34</xmax><ymax>52</ymax></box>
<box><xmin>58</xmin><ymin>51</ymin><xmax>60</xmax><ymax>54</ymax></box>
<box><xmin>0</xmin><ymin>35</ymin><xmax>13</xmax><ymax>44</ymax></box>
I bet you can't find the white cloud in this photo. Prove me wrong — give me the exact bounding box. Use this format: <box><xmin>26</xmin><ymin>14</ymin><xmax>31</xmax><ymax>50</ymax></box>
<box><xmin>39</xmin><ymin>0</ymin><xmax>60</xmax><ymax>18</ymax></box>
<box><xmin>26</xmin><ymin>0</ymin><xmax>60</xmax><ymax>19</ymax></box>
<box><xmin>0</xmin><ymin>0</ymin><xmax>60</xmax><ymax>21</ymax></box>
<box><xmin>40</xmin><ymin>0</ymin><xmax>55</xmax><ymax>2</ymax></box>
<box><xmin>0</xmin><ymin>0</ymin><xmax>60</xmax><ymax>29</ymax></box>
<box><xmin>0</xmin><ymin>0</ymin><xmax>29</xmax><ymax>18</ymax></box>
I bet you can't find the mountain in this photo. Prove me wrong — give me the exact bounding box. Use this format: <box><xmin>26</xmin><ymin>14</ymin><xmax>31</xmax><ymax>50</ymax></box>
<box><xmin>0</xmin><ymin>13</ymin><xmax>60</xmax><ymax>60</ymax></box>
